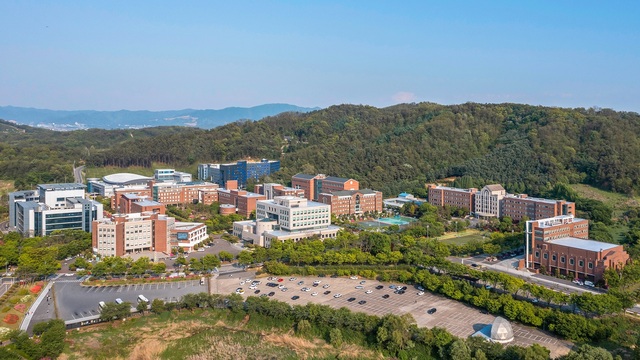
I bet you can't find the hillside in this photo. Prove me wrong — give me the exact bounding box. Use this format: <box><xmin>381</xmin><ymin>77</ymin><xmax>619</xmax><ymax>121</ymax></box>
<box><xmin>87</xmin><ymin>103</ymin><xmax>640</xmax><ymax>197</ymax></box>
<box><xmin>0</xmin><ymin>104</ymin><xmax>320</xmax><ymax>130</ymax></box>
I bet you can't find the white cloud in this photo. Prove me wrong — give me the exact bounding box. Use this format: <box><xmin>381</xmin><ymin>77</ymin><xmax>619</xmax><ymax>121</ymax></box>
<box><xmin>391</xmin><ymin>91</ymin><xmax>417</xmax><ymax>104</ymax></box>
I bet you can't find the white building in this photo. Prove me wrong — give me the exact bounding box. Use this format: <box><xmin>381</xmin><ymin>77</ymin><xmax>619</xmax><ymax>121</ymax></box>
<box><xmin>475</xmin><ymin>184</ymin><xmax>506</xmax><ymax>218</ymax></box>
<box><xmin>233</xmin><ymin>196</ymin><xmax>340</xmax><ymax>247</ymax></box>
<box><xmin>155</xmin><ymin>169</ymin><xmax>192</xmax><ymax>183</ymax></box>
<box><xmin>87</xmin><ymin>173</ymin><xmax>153</xmax><ymax>197</ymax></box>
<box><xmin>172</xmin><ymin>222</ymin><xmax>208</xmax><ymax>252</ymax></box>
<box><xmin>9</xmin><ymin>183</ymin><xmax>103</xmax><ymax>237</ymax></box>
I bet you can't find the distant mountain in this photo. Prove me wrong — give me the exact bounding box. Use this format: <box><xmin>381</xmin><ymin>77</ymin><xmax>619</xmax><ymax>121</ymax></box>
<box><xmin>0</xmin><ymin>104</ymin><xmax>321</xmax><ymax>130</ymax></box>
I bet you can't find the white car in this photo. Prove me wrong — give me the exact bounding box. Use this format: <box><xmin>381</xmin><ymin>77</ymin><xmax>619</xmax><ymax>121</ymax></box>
<box><xmin>350</xmin><ymin>276</ymin><xmax>359</xmax><ymax>280</ymax></box>
<box><xmin>249</xmin><ymin>285</ymin><xmax>257</xmax><ymax>290</ymax></box>
<box><xmin>322</xmin><ymin>284</ymin><xmax>330</xmax><ymax>289</ymax></box>
<box><xmin>289</xmin><ymin>277</ymin><xmax>297</xmax><ymax>281</ymax></box>
<box><xmin>417</xmin><ymin>291</ymin><xmax>425</xmax><ymax>296</ymax></box>
<box><xmin>240</xmin><ymin>281</ymin><xmax>245</xmax><ymax>285</ymax></box>
<box><xmin>365</xmin><ymin>290</ymin><xmax>373</xmax><ymax>294</ymax></box>
<box><xmin>313</xmin><ymin>280</ymin><xmax>321</xmax><ymax>285</ymax></box>
<box><xmin>334</xmin><ymin>293</ymin><xmax>343</xmax><ymax>298</ymax></box>
<box><xmin>236</xmin><ymin>289</ymin><xmax>245</xmax><ymax>295</ymax></box>
<box><xmin>278</xmin><ymin>284</ymin><xmax>285</xmax><ymax>289</ymax></box>
<box><xmin>281</xmin><ymin>287</ymin><xmax>288</xmax><ymax>292</ymax></box>
<box><xmin>311</xmin><ymin>292</ymin><xmax>318</xmax><ymax>296</ymax></box>
<box><xmin>355</xmin><ymin>285</ymin><xmax>364</xmax><ymax>289</ymax></box>
<box><xmin>302</xmin><ymin>287</ymin><xmax>311</xmax><ymax>292</ymax></box>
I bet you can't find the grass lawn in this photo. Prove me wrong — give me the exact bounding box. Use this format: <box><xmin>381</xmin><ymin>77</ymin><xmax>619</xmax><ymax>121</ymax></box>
<box><xmin>570</xmin><ymin>184</ymin><xmax>640</xmax><ymax>217</ymax></box>
<box><xmin>608</xmin><ymin>223</ymin><xmax>630</xmax><ymax>244</ymax></box>
<box><xmin>438</xmin><ymin>229</ymin><xmax>488</xmax><ymax>245</ymax></box>
<box><xmin>0</xmin><ymin>284</ymin><xmax>43</xmax><ymax>339</ymax></box>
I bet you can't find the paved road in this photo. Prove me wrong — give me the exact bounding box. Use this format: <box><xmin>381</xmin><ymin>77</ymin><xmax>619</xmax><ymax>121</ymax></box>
<box><xmin>73</xmin><ymin>165</ymin><xmax>85</xmax><ymax>184</ymax></box>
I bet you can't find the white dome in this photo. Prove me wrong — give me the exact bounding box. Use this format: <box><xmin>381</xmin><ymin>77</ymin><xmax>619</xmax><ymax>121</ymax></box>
<box><xmin>490</xmin><ymin>317</ymin><xmax>514</xmax><ymax>343</ymax></box>
<box><xmin>103</xmin><ymin>173</ymin><xmax>153</xmax><ymax>185</ymax></box>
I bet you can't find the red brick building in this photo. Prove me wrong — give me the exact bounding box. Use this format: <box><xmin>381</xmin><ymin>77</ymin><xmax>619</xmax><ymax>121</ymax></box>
<box><xmin>111</xmin><ymin>187</ymin><xmax>153</xmax><ymax>212</ymax></box>
<box><xmin>318</xmin><ymin>189</ymin><xmax>383</xmax><ymax>216</ymax></box>
<box><xmin>501</xmin><ymin>194</ymin><xmax>575</xmax><ymax>221</ymax></box>
<box><xmin>217</xmin><ymin>185</ymin><xmax>266</xmax><ymax>218</ymax></box>
<box><xmin>152</xmin><ymin>181</ymin><xmax>219</xmax><ymax>205</ymax></box>
<box><xmin>292</xmin><ymin>174</ymin><xmax>359</xmax><ymax>201</ymax></box>
<box><xmin>427</xmin><ymin>184</ymin><xmax>477</xmax><ymax>212</ymax></box>
<box><xmin>526</xmin><ymin>215</ymin><xmax>628</xmax><ymax>282</ymax></box>
<box><xmin>92</xmin><ymin>212</ymin><xmax>175</xmax><ymax>257</ymax></box>
<box><xmin>255</xmin><ymin>183</ymin><xmax>305</xmax><ymax>199</ymax></box>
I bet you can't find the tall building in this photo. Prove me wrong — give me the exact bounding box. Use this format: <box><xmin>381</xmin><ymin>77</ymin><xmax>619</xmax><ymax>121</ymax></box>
<box><xmin>427</xmin><ymin>184</ymin><xmax>477</xmax><ymax>212</ymax></box>
<box><xmin>525</xmin><ymin>215</ymin><xmax>627</xmax><ymax>282</ymax></box>
<box><xmin>475</xmin><ymin>184</ymin><xmax>506</xmax><ymax>218</ymax></box>
<box><xmin>318</xmin><ymin>189</ymin><xmax>383</xmax><ymax>216</ymax></box>
<box><xmin>501</xmin><ymin>194</ymin><xmax>575</xmax><ymax>221</ymax></box>
<box><xmin>233</xmin><ymin>196</ymin><xmax>340</xmax><ymax>247</ymax></box>
<box><xmin>9</xmin><ymin>183</ymin><xmax>103</xmax><ymax>237</ymax></box>
<box><xmin>197</xmin><ymin>159</ymin><xmax>280</xmax><ymax>187</ymax></box>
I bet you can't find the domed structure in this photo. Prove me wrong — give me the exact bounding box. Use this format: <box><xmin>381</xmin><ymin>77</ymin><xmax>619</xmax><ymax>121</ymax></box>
<box><xmin>490</xmin><ymin>317</ymin><xmax>514</xmax><ymax>343</ymax></box>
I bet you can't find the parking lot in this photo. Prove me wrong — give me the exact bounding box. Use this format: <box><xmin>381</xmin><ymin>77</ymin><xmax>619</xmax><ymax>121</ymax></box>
<box><xmin>53</xmin><ymin>278</ymin><xmax>207</xmax><ymax>321</ymax></box>
<box><xmin>214</xmin><ymin>275</ymin><xmax>572</xmax><ymax>358</ymax></box>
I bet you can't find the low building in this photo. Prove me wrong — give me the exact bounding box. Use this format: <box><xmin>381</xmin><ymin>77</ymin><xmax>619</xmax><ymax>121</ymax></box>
<box><xmin>501</xmin><ymin>194</ymin><xmax>575</xmax><ymax>221</ymax></box>
<box><xmin>171</xmin><ymin>222</ymin><xmax>209</xmax><ymax>252</ymax></box>
<box><xmin>233</xmin><ymin>196</ymin><xmax>340</xmax><ymax>247</ymax></box>
<box><xmin>154</xmin><ymin>169</ymin><xmax>192</xmax><ymax>183</ymax></box>
<box><xmin>317</xmin><ymin>189</ymin><xmax>383</xmax><ymax>216</ymax></box>
<box><xmin>427</xmin><ymin>185</ymin><xmax>477</xmax><ymax>212</ymax></box>
<box><xmin>152</xmin><ymin>181</ymin><xmax>219</xmax><ymax>205</ymax></box>
<box><xmin>217</xmin><ymin>181</ymin><xmax>266</xmax><ymax>217</ymax></box>
<box><xmin>88</xmin><ymin>173</ymin><xmax>154</xmax><ymax>197</ymax></box>
<box><xmin>10</xmin><ymin>183</ymin><xmax>103</xmax><ymax>237</ymax></box>
<box><xmin>473</xmin><ymin>317</ymin><xmax>514</xmax><ymax>344</ymax></box>
<box><xmin>111</xmin><ymin>186</ymin><xmax>153</xmax><ymax>212</ymax></box>
<box><xmin>254</xmin><ymin>183</ymin><xmax>305</xmax><ymax>199</ymax></box>
<box><xmin>292</xmin><ymin>173</ymin><xmax>359</xmax><ymax>201</ymax></box>
<box><xmin>383</xmin><ymin>193</ymin><xmax>425</xmax><ymax>209</ymax></box>
<box><xmin>526</xmin><ymin>215</ymin><xmax>627</xmax><ymax>282</ymax></box>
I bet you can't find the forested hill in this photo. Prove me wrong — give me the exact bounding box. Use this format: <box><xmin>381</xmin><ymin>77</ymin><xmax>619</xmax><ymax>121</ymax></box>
<box><xmin>83</xmin><ymin>103</ymin><xmax>640</xmax><ymax>197</ymax></box>
<box><xmin>2</xmin><ymin>103</ymin><xmax>639</xmax><ymax>196</ymax></box>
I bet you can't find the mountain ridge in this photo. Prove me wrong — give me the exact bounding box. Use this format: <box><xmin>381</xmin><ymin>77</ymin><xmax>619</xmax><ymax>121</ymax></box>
<box><xmin>0</xmin><ymin>104</ymin><xmax>321</xmax><ymax>130</ymax></box>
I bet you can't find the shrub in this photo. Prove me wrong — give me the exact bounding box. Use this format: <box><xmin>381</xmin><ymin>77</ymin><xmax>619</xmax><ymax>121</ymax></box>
<box><xmin>16</xmin><ymin>289</ymin><xmax>29</xmax><ymax>296</ymax></box>
<box><xmin>1</xmin><ymin>306</ymin><xmax>11</xmax><ymax>313</ymax></box>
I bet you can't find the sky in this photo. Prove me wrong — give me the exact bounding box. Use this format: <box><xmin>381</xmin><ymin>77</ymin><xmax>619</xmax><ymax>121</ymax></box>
<box><xmin>1</xmin><ymin>1</ymin><xmax>639</xmax><ymax>112</ymax></box>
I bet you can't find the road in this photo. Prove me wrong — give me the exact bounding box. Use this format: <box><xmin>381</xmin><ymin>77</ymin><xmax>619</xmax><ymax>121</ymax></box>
<box><xmin>73</xmin><ymin>165</ymin><xmax>85</xmax><ymax>184</ymax></box>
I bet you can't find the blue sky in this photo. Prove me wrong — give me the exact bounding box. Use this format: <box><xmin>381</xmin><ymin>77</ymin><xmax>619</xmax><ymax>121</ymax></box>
<box><xmin>1</xmin><ymin>1</ymin><xmax>639</xmax><ymax>111</ymax></box>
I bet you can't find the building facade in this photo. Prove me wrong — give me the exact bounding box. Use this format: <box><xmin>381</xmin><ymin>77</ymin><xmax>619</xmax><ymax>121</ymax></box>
<box><xmin>427</xmin><ymin>185</ymin><xmax>477</xmax><ymax>212</ymax></box>
<box><xmin>92</xmin><ymin>212</ymin><xmax>174</xmax><ymax>257</ymax></box>
<box><xmin>525</xmin><ymin>215</ymin><xmax>626</xmax><ymax>282</ymax></box>
<box><xmin>501</xmin><ymin>194</ymin><xmax>575</xmax><ymax>221</ymax></box>
<box><xmin>10</xmin><ymin>184</ymin><xmax>103</xmax><ymax>237</ymax></box>
<box><xmin>197</xmin><ymin>159</ymin><xmax>280</xmax><ymax>187</ymax></box>
<box><xmin>171</xmin><ymin>222</ymin><xmax>209</xmax><ymax>252</ymax></box>
<box><xmin>233</xmin><ymin>196</ymin><xmax>340</xmax><ymax>247</ymax></box>
<box><xmin>291</xmin><ymin>174</ymin><xmax>359</xmax><ymax>201</ymax></box>
<box><xmin>151</xmin><ymin>181</ymin><xmax>219</xmax><ymax>205</ymax></box>
<box><xmin>318</xmin><ymin>189</ymin><xmax>383</xmax><ymax>216</ymax></box>
<box><xmin>254</xmin><ymin>183</ymin><xmax>305</xmax><ymax>200</ymax></box>
<box><xmin>474</xmin><ymin>184</ymin><xmax>506</xmax><ymax>218</ymax></box>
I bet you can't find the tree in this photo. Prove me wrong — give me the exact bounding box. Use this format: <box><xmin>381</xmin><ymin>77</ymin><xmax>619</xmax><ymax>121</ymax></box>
<box><xmin>137</xmin><ymin>300</ymin><xmax>148</xmax><ymax>314</ymax></box>
<box><xmin>201</xmin><ymin>254</ymin><xmax>221</xmax><ymax>270</ymax></box>
<box><xmin>448</xmin><ymin>339</ymin><xmax>471</xmax><ymax>360</ymax></box>
<box><xmin>151</xmin><ymin>299</ymin><xmax>166</xmax><ymax>314</ymax></box>
<box><xmin>561</xmin><ymin>344</ymin><xmax>613</xmax><ymax>360</ymax></box>
<box><xmin>329</xmin><ymin>328</ymin><xmax>343</xmax><ymax>348</ymax></box>
<box><xmin>237</xmin><ymin>250</ymin><xmax>254</xmax><ymax>266</ymax></box>
<box><xmin>100</xmin><ymin>302</ymin><xmax>131</xmax><ymax>321</ymax></box>
<box><xmin>218</xmin><ymin>251</ymin><xmax>234</xmax><ymax>262</ymax></box>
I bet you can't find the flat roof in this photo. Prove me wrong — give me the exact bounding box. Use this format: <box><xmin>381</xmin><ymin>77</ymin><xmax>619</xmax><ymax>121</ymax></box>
<box><xmin>547</xmin><ymin>237</ymin><xmax>619</xmax><ymax>252</ymax></box>
<box><xmin>38</xmin><ymin>183</ymin><xmax>85</xmax><ymax>190</ymax></box>
<box><xmin>136</xmin><ymin>200</ymin><xmax>162</xmax><ymax>207</ymax></box>
<box><xmin>292</xmin><ymin>173</ymin><xmax>316</xmax><ymax>180</ymax></box>
<box><xmin>430</xmin><ymin>185</ymin><xmax>476</xmax><ymax>193</ymax></box>
<box><xmin>267</xmin><ymin>225</ymin><xmax>341</xmax><ymax>237</ymax></box>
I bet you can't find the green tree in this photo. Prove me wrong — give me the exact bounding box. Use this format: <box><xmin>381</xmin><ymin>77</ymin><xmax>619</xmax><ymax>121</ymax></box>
<box><xmin>151</xmin><ymin>299</ymin><xmax>166</xmax><ymax>314</ymax></box>
<box><xmin>329</xmin><ymin>328</ymin><xmax>343</xmax><ymax>348</ymax></box>
<box><xmin>218</xmin><ymin>251</ymin><xmax>234</xmax><ymax>262</ymax></box>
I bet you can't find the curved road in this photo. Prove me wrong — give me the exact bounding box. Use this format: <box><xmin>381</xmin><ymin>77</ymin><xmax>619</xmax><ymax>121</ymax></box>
<box><xmin>73</xmin><ymin>165</ymin><xmax>85</xmax><ymax>184</ymax></box>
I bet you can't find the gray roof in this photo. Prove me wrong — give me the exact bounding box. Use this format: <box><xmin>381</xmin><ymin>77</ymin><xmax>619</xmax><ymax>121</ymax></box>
<box><xmin>136</xmin><ymin>200</ymin><xmax>162</xmax><ymax>207</ymax></box>
<box><xmin>327</xmin><ymin>189</ymin><xmax>379</xmax><ymax>197</ymax></box>
<box><xmin>38</xmin><ymin>183</ymin><xmax>85</xmax><ymax>190</ymax></box>
<box><xmin>548</xmin><ymin>237</ymin><xmax>619</xmax><ymax>252</ymax></box>
<box><xmin>292</xmin><ymin>173</ymin><xmax>316</xmax><ymax>180</ymax></box>
<box><xmin>491</xmin><ymin>317</ymin><xmax>514</xmax><ymax>341</ymax></box>
<box><xmin>324</xmin><ymin>176</ymin><xmax>352</xmax><ymax>183</ymax></box>
<box><xmin>484</xmin><ymin>184</ymin><xmax>505</xmax><ymax>192</ymax></box>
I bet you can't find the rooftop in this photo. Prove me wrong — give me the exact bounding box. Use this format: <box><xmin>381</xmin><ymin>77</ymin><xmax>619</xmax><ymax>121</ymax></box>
<box><xmin>535</xmin><ymin>215</ymin><xmax>586</xmax><ymax>228</ymax></box>
<box><xmin>266</xmin><ymin>225</ymin><xmax>341</xmax><ymax>237</ymax></box>
<box><xmin>292</xmin><ymin>173</ymin><xmax>316</xmax><ymax>180</ymax></box>
<box><xmin>326</xmin><ymin>189</ymin><xmax>379</xmax><ymax>197</ymax></box>
<box><xmin>547</xmin><ymin>237</ymin><xmax>619</xmax><ymax>252</ymax></box>
<box><xmin>430</xmin><ymin>185</ymin><xmax>477</xmax><ymax>193</ymax></box>
<box><xmin>103</xmin><ymin>173</ymin><xmax>153</xmax><ymax>185</ymax></box>
<box><xmin>38</xmin><ymin>183</ymin><xmax>85</xmax><ymax>191</ymax></box>
<box><xmin>484</xmin><ymin>184</ymin><xmax>505</xmax><ymax>192</ymax></box>
<box><xmin>324</xmin><ymin>176</ymin><xmax>352</xmax><ymax>183</ymax></box>
<box><xmin>135</xmin><ymin>200</ymin><xmax>162</xmax><ymax>207</ymax></box>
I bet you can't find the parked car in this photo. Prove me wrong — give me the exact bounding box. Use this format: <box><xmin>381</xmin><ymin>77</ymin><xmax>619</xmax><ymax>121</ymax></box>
<box><xmin>427</xmin><ymin>308</ymin><xmax>437</xmax><ymax>314</ymax></box>
<box><xmin>358</xmin><ymin>300</ymin><xmax>367</xmax><ymax>305</ymax></box>
<box><xmin>355</xmin><ymin>285</ymin><xmax>364</xmax><ymax>289</ymax></box>
<box><xmin>292</xmin><ymin>296</ymin><xmax>300</xmax><ymax>300</ymax></box>
<box><xmin>323</xmin><ymin>284</ymin><xmax>330</xmax><ymax>289</ymax></box>
<box><xmin>584</xmin><ymin>281</ymin><xmax>595</xmax><ymax>287</ymax></box>
<box><xmin>347</xmin><ymin>297</ymin><xmax>356</xmax><ymax>302</ymax></box>
<box><xmin>323</xmin><ymin>291</ymin><xmax>331</xmax><ymax>295</ymax></box>
<box><xmin>375</xmin><ymin>285</ymin><xmax>384</xmax><ymax>290</ymax></box>
<box><xmin>350</xmin><ymin>276</ymin><xmax>358</xmax><ymax>280</ymax></box>
<box><xmin>417</xmin><ymin>291</ymin><xmax>425</xmax><ymax>296</ymax></box>
<box><xmin>311</xmin><ymin>292</ymin><xmax>318</xmax><ymax>296</ymax></box>
<box><xmin>382</xmin><ymin>294</ymin><xmax>390</xmax><ymax>299</ymax></box>
<box><xmin>268</xmin><ymin>292</ymin><xmax>275</xmax><ymax>297</ymax></box>
<box><xmin>334</xmin><ymin>293</ymin><xmax>343</xmax><ymax>298</ymax></box>
<box><xmin>365</xmin><ymin>290</ymin><xmax>373</xmax><ymax>294</ymax></box>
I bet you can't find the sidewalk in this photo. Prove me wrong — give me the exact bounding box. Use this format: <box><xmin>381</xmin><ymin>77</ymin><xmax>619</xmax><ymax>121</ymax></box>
<box><xmin>20</xmin><ymin>275</ymin><xmax>60</xmax><ymax>331</ymax></box>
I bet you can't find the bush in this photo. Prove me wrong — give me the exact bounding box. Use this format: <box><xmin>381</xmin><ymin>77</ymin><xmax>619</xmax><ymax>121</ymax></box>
<box><xmin>8</xmin><ymin>297</ymin><xmax>20</xmax><ymax>305</ymax></box>
<box><xmin>1</xmin><ymin>306</ymin><xmax>11</xmax><ymax>313</ymax></box>
<box><xmin>16</xmin><ymin>289</ymin><xmax>29</xmax><ymax>296</ymax></box>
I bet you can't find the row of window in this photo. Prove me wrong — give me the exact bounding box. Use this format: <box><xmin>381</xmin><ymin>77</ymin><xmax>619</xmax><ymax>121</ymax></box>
<box><xmin>535</xmin><ymin>252</ymin><xmax>594</xmax><ymax>269</ymax></box>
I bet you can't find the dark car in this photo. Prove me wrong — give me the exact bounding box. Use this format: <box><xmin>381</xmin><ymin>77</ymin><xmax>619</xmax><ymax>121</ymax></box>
<box><xmin>375</xmin><ymin>285</ymin><xmax>384</xmax><ymax>290</ymax></box>
<box><xmin>254</xmin><ymin>289</ymin><xmax>260</xmax><ymax>294</ymax></box>
<box><xmin>268</xmin><ymin>292</ymin><xmax>275</xmax><ymax>297</ymax></box>
<box><xmin>480</xmin><ymin>309</ymin><xmax>488</xmax><ymax>314</ymax></box>
<box><xmin>330</xmin><ymin>274</ymin><xmax>338</xmax><ymax>278</ymax></box>
<box><xmin>312</xmin><ymin>283</ymin><xmax>319</xmax><ymax>287</ymax></box>
<box><xmin>358</xmin><ymin>300</ymin><xmax>367</xmax><ymax>305</ymax></box>
<box><xmin>347</xmin><ymin>297</ymin><xmax>356</xmax><ymax>302</ymax></box>
<box><xmin>382</xmin><ymin>294</ymin><xmax>390</xmax><ymax>299</ymax></box>
<box><xmin>292</xmin><ymin>296</ymin><xmax>300</xmax><ymax>300</ymax></box>
<box><xmin>427</xmin><ymin>308</ymin><xmax>437</xmax><ymax>314</ymax></box>
<box><xmin>323</xmin><ymin>290</ymin><xmax>331</xmax><ymax>295</ymax></box>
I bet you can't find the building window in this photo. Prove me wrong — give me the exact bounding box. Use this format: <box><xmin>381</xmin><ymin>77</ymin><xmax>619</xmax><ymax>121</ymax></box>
<box><xmin>579</xmin><ymin>260</ymin><xmax>584</xmax><ymax>267</ymax></box>
<box><xmin>552</xmin><ymin>254</ymin><xmax>557</xmax><ymax>261</ymax></box>
<box><xmin>543</xmin><ymin>253</ymin><xmax>548</xmax><ymax>260</ymax></box>
<box><xmin>569</xmin><ymin>258</ymin><xmax>574</xmax><ymax>265</ymax></box>
<box><xmin>560</xmin><ymin>256</ymin><xmax>565</xmax><ymax>264</ymax></box>
<box><xmin>588</xmin><ymin>262</ymin><xmax>593</xmax><ymax>269</ymax></box>
<box><xmin>535</xmin><ymin>251</ymin><xmax>539</xmax><ymax>258</ymax></box>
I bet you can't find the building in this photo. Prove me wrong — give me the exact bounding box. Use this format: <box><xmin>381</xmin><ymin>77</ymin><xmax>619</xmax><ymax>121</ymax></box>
<box><xmin>318</xmin><ymin>189</ymin><xmax>383</xmax><ymax>216</ymax></box>
<box><xmin>111</xmin><ymin>187</ymin><xmax>153</xmax><ymax>212</ymax></box>
<box><xmin>10</xmin><ymin>183</ymin><xmax>103</xmax><ymax>237</ymax></box>
<box><xmin>92</xmin><ymin>212</ymin><xmax>174</xmax><ymax>257</ymax></box>
<box><xmin>427</xmin><ymin>185</ymin><xmax>477</xmax><ymax>212</ymax></box>
<box><xmin>233</xmin><ymin>196</ymin><xmax>340</xmax><ymax>247</ymax></box>
<box><xmin>197</xmin><ymin>159</ymin><xmax>280</xmax><ymax>187</ymax></box>
<box><xmin>525</xmin><ymin>215</ymin><xmax>628</xmax><ymax>282</ymax></box>
<box><xmin>475</xmin><ymin>184</ymin><xmax>506</xmax><ymax>218</ymax></box>
<box><xmin>291</xmin><ymin>174</ymin><xmax>359</xmax><ymax>201</ymax></box>
<box><xmin>151</xmin><ymin>181</ymin><xmax>219</xmax><ymax>205</ymax></box>
<box><xmin>87</xmin><ymin>173</ymin><xmax>154</xmax><ymax>197</ymax></box>
<box><xmin>501</xmin><ymin>194</ymin><xmax>575</xmax><ymax>221</ymax></box>
<box><xmin>171</xmin><ymin>222</ymin><xmax>209</xmax><ymax>252</ymax></box>
<box><xmin>383</xmin><ymin>193</ymin><xmax>425</xmax><ymax>209</ymax></box>
<box><xmin>154</xmin><ymin>169</ymin><xmax>192</xmax><ymax>183</ymax></box>
<box><xmin>473</xmin><ymin>317</ymin><xmax>514</xmax><ymax>344</ymax></box>
<box><xmin>117</xmin><ymin>194</ymin><xmax>166</xmax><ymax>215</ymax></box>
<box><xmin>216</xmin><ymin>181</ymin><xmax>266</xmax><ymax>217</ymax></box>
<box><xmin>254</xmin><ymin>183</ymin><xmax>305</xmax><ymax>199</ymax></box>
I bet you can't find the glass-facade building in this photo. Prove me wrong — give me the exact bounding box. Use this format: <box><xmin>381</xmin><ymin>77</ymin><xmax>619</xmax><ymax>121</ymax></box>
<box><xmin>198</xmin><ymin>159</ymin><xmax>280</xmax><ymax>187</ymax></box>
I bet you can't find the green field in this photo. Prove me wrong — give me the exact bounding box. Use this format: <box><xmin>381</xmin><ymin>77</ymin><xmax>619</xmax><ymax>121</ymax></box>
<box><xmin>570</xmin><ymin>184</ymin><xmax>640</xmax><ymax>216</ymax></box>
<box><xmin>438</xmin><ymin>230</ymin><xmax>488</xmax><ymax>245</ymax></box>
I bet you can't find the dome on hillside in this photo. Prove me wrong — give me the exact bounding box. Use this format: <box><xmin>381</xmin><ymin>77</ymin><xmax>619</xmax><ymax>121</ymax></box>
<box><xmin>490</xmin><ymin>317</ymin><xmax>514</xmax><ymax>343</ymax></box>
